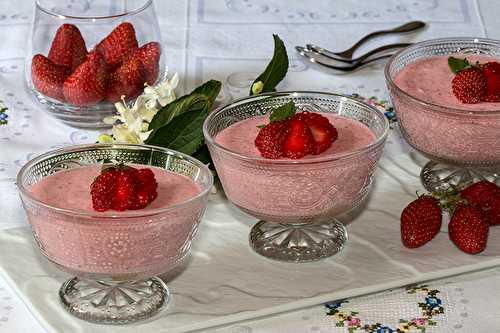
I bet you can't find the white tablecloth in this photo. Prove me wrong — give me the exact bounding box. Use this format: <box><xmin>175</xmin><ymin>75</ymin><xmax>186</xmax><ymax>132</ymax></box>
<box><xmin>1</xmin><ymin>0</ymin><xmax>500</xmax><ymax>332</ymax></box>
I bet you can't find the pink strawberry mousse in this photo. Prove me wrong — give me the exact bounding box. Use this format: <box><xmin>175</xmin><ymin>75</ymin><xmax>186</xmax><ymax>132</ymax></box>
<box><xmin>213</xmin><ymin>113</ymin><xmax>380</xmax><ymax>223</ymax></box>
<box><xmin>390</xmin><ymin>54</ymin><xmax>500</xmax><ymax>165</ymax></box>
<box><xmin>27</xmin><ymin>165</ymin><xmax>202</xmax><ymax>279</ymax></box>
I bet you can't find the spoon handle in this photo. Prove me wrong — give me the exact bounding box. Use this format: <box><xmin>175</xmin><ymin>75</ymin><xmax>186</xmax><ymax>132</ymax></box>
<box><xmin>336</xmin><ymin>21</ymin><xmax>425</xmax><ymax>59</ymax></box>
<box><xmin>310</xmin><ymin>43</ymin><xmax>412</xmax><ymax>64</ymax></box>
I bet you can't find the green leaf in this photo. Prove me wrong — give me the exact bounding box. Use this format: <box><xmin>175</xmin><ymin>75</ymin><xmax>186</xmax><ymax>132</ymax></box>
<box><xmin>448</xmin><ymin>56</ymin><xmax>471</xmax><ymax>74</ymax></box>
<box><xmin>192</xmin><ymin>80</ymin><xmax>222</xmax><ymax>109</ymax></box>
<box><xmin>249</xmin><ymin>34</ymin><xmax>289</xmax><ymax>95</ymax></box>
<box><xmin>148</xmin><ymin>80</ymin><xmax>221</xmax><ymax>130</ymax></box>
<box><xmin>145</xmin><ymin>106</ymin><xmax>209</xmax><ymax>155</ymax></box>
<box><xmin>269</xmin><ymin>101</ymin><xmax>296</xmax><ymax>122</ymax></box>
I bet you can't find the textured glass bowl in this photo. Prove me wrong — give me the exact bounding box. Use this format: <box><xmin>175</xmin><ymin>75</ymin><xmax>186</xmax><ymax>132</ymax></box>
<box><xmin>204</xmin><ymin>92</ymin><xmax>389</xmax><ymax>262</ymax></box>
<box><xmin>17</xmin><ymin>144</ymin><xmax>213</xmax><ymax>324</ymax></box>
<box><xmin>385</xmin><ymin>37</ymin><xmax>500</xmax><ymax>190</ymax></box>
<box><xmin>25</xmin><ymin>0</ymin><xmax>165</xmax><ymax>128</ymax></box>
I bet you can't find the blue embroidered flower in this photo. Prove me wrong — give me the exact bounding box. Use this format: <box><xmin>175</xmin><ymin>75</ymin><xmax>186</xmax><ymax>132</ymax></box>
<box><xmin>425</xmin><ymin>296</ymin><xmax>442</xmax><ymax>308</ymax></box>
<box><xmin>0</xmin><ymin>109</ymin><xmax>8</xmax><ymax>125</ymax></box>
<box><xmin>376</xmin><ymin>326</ymin><xmax>393</xmax><ymax>333</ymax></box>
<box><xmin>325</xmin><ymin>300</ymin><xmax>345</xmax><ymax>310</ymax></box>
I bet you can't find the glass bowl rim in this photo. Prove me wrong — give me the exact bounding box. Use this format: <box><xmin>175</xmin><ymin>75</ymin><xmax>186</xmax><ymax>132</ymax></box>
<box><xmin>203</xmin><ymin>91</ymin><xmax>390</xmax><ymax>165</ymax></box>
<box><xmin>35</xmin><ymin>0</ymin><xmax>153</xmax><ymax>20</ymax></box>
<box><xmin>384</xmin><ymin>36</ymin><xmax>500</xmax><ymax>116</ymax></box>
<box><xmin>17</xmin><ymin>143</ymin><xmax>214</xmax><ymax>218</ymax></box>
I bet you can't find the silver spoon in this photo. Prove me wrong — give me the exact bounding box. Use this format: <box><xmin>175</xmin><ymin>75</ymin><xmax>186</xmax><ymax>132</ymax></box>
<box><xmin>304</xmin><ymin>42</ymin><xmax>412</xmax><ymax>64</ymax></box>
<box><xmin>296</xmin><ymin>46</ymin><xmax>394</xmax><ymax>74</ymax></box>
<box><xmin>314</xmin><ymin>21</ymin><xmax>425</xmax><ymax>61</ymax></box>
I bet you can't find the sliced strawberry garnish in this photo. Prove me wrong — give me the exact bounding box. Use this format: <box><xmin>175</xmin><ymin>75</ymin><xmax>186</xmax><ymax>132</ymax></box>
<box><xmin>48</xmin><ymin>24</ymin><xmax>88</xmax><ymax>71</ymax></box>
<box><xmin>451</xmin><ymin>67</ymin><xmax>487</xmax><ymax>104</ymax></box>
<box><xmin>63</xmin><ymin>52</ymin><xmax>109</xmax><ymax>106</ymax></box>
<box><xmin>90</xmin><ymin>165</ymin><xmax>158</xmax><ymax>212</ymax></box>
<box><xmin>282</xmin><ymin>116</ymin><xmax>314</xmax><ymax>159</ymax></box>
<box><xmin>95</xmin><ymin>22</ymin><xmax>138</xmax><ymax>69</ymax></box>
<box><xmin>31</xmin><ymin>54</ymin><xmax>70</xmax><ymax>102</ymax></box>
<box><xmin>255</xmin><ymin>121</ymin><xmax>289</xmax><ymax>159</ymax></box>
<box><xmin>106</xmin><ymin>56</ymin><xmax>145</xmax><ymax>103</ymax></box>
<box><xmin>481</xmin><ymin>62</ymin><xmax>500</xmax><ymax>101</ymax></box>
<box><xmin>126</xmin><ymin>42</ymin><xmax>161</xmax><ymax>85</ymax></box>
<box><xmin>302</xmin><ymin>112</ymin><xmax>338</xmax><ymax>154</ymax></box>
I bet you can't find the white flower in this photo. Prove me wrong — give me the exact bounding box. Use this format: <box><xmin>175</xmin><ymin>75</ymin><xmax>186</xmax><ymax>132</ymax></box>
<box><xmin>99</xmin><ymin>73</ymin><xmax>179</xmax><ymax>144</ymax></box>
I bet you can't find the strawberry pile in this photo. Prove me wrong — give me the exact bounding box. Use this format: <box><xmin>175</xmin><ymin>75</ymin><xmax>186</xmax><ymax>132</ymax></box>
<box><xmin>401</xmin><ymin>180</ymin><xmax>500</xmax><ymax>254</ymax></box>
<box><xmin>90</xmin><ymin>164</ymin><xmax>158</xmax><ymax>212</ymax></box>
<box><xmin>449</xmin><ymin>57</ymin><xmax>500</xmax><ymax>103</ymax></box>
<box><xmin>255</xmin><ymin>102</ymin><xmax>338</xmax><ymax>159</ymax></box>
<box><xmin>31</xmin><ymin>23</ymin><xmax>161</xmax><ymax>107</ymax></box>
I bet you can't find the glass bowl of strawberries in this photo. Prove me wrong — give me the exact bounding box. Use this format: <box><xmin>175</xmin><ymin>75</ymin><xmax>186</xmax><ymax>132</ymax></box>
<box><xmin>385</xmin><ymin>37</ymin><xmax>500</xmax><ymax>191</ymax></box>
<box><xmin>17</xmin><ymin>143</ymin><xmax>213</xmax><ymax>324</ymax></box>
<box><xmin>204</xmin><ymin>92</ymin><xmax>389</xmax><ymax>262</ymax></box>
<box><xmin>25</xmin><ymin>0</ymin><xmax>164</xmax><ymax>128</ymax></box>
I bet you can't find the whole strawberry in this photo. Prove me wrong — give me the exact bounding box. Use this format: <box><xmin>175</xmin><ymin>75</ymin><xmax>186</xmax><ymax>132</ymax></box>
<box><xmin>451</xmin><ymin>67</ymin><xmax>487</xmax><ymax>104</ymax></box>
<box><xmin>400</xmin><ymin>195</ymin><xmax>442</xmax><ymax>248</ymax></box>
<box><xmin>449</xmin><ymin>204</ymin><xmax>488</xmax><ymax>254</ymax></box>
<box><xmin>95</xmin><ymin>22</ymin><xmax>138</xmax><ymax>69</ymax></box>
<box><xmin>484</xmin><ymin>194</ymin><xmax>500</xmax><ymax>226</ymax></box>
<box><xmin>106</xmin><ymin>56</ymin><xmax>145</xmax><ymax>103</ymax></box>
<box><xmin>125</xmin><ymin>42</ymin><xmax>161</xmax><ymax>85</ymax></box>
<box><xmin>48</xmin><ymin>24</ymin><xmax>88</xmax><ymax>71</ymax></box>
<box><xmin>31</xmin><ymin>54</ymin><xmax>70</xmax><ymax>102</ymax></box>
<box><xmin>63</xmin><ymin>52</ymin><xmax>109</xmax><ymax>106</ymax></box>
<box><xmin>460</xmin><ymin>180</ymin><xmax>500</xmax><ymax>225</ymax></box>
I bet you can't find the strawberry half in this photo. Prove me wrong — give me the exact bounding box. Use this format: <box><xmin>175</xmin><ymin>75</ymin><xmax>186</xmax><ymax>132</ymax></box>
<box><xmin>400</xmin><ymin>195</ymin><xmax>442</xmax><ymax>248</ymax></box>
<box><xmin>451</xmin><ymin>67</ymin><xmax>487</xmax><ymax>104</ymax></box>
<box><xmin>282</xmin><ymin>116</ymin><xmax>314</xmax><ymax>159</ymax></box>
<box><xmin>301</xmin><ymin>112</ymin><xmax>338</xmax><ymax>154</ymax></box>
<box><xmin>106</xmin><ymin>56</ymin><xmax>145</xmax><ymax>103</ymax></box>
<box><xmin>449</xmin><ymin>203</ymin><xmax>489</xmax><ymax>254</ymax></box>
<box><xmin>481</xmin><ymin>62</ymin><xmax>500</xmax><ymax>102</ymax></box>
<box><xmin>125</xmin><ymin>42</ymin><xmax>161</xmax><ymax>85</ymax></box>
<box><xmin>95</xmin><ymin>22</ymin><xmax>138</xmax><ymax>69</ymax></box>
<box><xmin>48</xmin><ymin>24</ymin><xmax>88</xmax><ymax>72</ymax></box>
<box><xmin>31</xmin><ymin>54</ymin><xmax>70</xmax><ymax>102</ymax></box>
<box><xmin>254</xmin><ymin>121</ymin><xmax>289</xmax><ymax>159</ymax></box>
<box><xmin>63</xmin><ymin>52</ymin><xmax>109</xmax><ymax>106</ymax></box>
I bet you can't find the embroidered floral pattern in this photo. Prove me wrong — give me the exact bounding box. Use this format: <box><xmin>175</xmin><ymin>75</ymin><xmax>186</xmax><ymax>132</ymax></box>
<box><xmin>325</xmin><ymin>285</ymin><xmax>444</xmax><ymax>333</ymax></box>
<box><xmin>350</xmin><ymin>94</ymin><xmax>397</xmax><ymax>128</ymax></box>
<box><xmin>0</xmin><ymin>100</ymin><xmax>8</xmax><ymax>125</ymax></box>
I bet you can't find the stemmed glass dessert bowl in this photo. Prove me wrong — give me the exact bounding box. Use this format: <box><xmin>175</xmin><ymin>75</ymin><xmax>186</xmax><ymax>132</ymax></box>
<box><xmin>17</xmin><ymin>144</ymin><xmax>213</xmax><ymax>324</ymax></box>
<box><xmin>385</xmin><ymin>37</ymin><xmax>500</xmax><ymax>191</ymax></box>
<box><xmin>25</xmin><ymin>0</ymin><xmax>165</xmax><ymax>128</ymax></box>
<box><xmin>204</xmin><ymin>92</ymin><xmax>389</xmax><ymax>262</ymax></box>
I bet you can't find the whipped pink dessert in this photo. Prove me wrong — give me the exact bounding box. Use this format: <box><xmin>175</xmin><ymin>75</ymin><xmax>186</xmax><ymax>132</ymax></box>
<box><xmin>26</xmin><ymin>164</ymin><xmax>204</xmax><ymax>279</ymax></box>
<box><xmin>390</xmin><ymin>54</ymin><xmax>500</xmax><ymax>165</ymax></box>
<box><xmin>212</xmin><ymin>113</ymin><xmax>381</xmax><ymax>223</ymax></box>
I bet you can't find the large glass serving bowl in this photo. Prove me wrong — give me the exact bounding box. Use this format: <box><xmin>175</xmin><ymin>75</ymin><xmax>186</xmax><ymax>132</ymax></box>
<box><xmin>203</xmin><ymin>92</ymin><xmax>389</xmax><ymax>262</ymax></box>
<box><xmin>25</xmin><ymin>0</ymin><xmax>165</xmax><ymax>128</ymax></box>
<box><xmin>17</xmin><ymin>144</ymin><xmax>213</xmax><ymax>324</ymax></box>
<box><xmin>385</xmin><ymin>37</ymin><xmax>500</xmax><ymax>191</ymax></box>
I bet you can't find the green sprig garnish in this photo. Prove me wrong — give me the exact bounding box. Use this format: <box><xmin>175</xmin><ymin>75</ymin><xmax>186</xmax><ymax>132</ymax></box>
<box><xmin>448</xmin><ymin>57</ymin><xmax>471</xmax><ymax>74</ymax></box>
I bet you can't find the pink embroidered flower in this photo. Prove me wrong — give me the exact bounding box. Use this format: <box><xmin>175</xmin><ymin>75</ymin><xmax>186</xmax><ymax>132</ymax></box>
<box><xmin>413</xmin><ymin>318</ymin><xmax>427</xmax><ymax>326</ymax></box>
<box><xmin>348</xmin><ymin>317</ymin><xmax>361</xmax><ymax>326</ymax></box>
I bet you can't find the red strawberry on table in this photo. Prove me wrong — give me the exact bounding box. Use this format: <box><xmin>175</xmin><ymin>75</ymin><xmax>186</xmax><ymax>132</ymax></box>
<box><xmin>48</xmin><ymin>24</ymin><xmax>88</xmax><ymax>71</ymax></box>
<box><xmin>126</xmin><ymin>42</ymin><xmax>161</xmax><ymax>85</ymax></box>
<box><xmin>106</xmin><ymin>56</ymin><xmax>145</xmax><ymax>103</ymax></box>
<box><xmin>31</xmin><ymin>54</ymin><xmax>70</xmax><ymax>102</ymax></box>
<box><xmin>63</xmin><ymin>52</ymin><xmax>109</xmax><ymax>106</ymax></box>
<box><xmin>460</xmin><ymin>180</ymin><xmax>500</xmax><ymax>225</ymax></box>
<box><xmin>400</xmin><ymin>195</ymin><xmax>442</xmax><ymax>248</ymax></box>
<box><xmin>451</xmin><ymin>67</ymin><xmax>487</xmax><ymax>104</ymax></box>
<box><xmin>95</xmin><ymin>22</ymin><xmax>138</xmax><ymax>69</ymax></box>
<box><xmin>448</xmin><ymin>203</ymin><xmax>489</xmax><ymax>254</ymax></box>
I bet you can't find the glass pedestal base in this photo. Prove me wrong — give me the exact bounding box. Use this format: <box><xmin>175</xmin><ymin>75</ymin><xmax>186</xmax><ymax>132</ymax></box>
<box><xmin>420</xmin><ymin>161</ymin><xmax>500</xmax><ymax>192</ymax></box>
<box><xmin>249</xmin><ymin>219</ymin><xmax>348</xmax><ymax>262</ymax></box>
<box><xmin>59</xmin><ymin>277</ymin><xmax>168</xmax><ymax>324</ymax></box>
